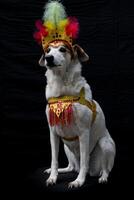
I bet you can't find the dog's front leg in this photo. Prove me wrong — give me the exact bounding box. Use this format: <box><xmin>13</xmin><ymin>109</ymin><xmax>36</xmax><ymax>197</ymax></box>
<box><xmin>69</xmin><ymin>130</ymin><xmax>89</xmax><ymax>188</ymax></box>
<box><xmin>46</xmin><ymin>129</ymin><xmax>60</xmax><ymax>186</ymax></box>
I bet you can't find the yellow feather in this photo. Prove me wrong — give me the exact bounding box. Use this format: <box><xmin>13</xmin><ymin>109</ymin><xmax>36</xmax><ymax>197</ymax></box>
<box><xmin>44</xmin><ymin>21</ymin><xmax>55</xmax><ymax>31</ymax></box>
<box><xmin>58</xmin><ymin>19</ymin><xmax>68</xmax><ymax>30</ymax></box>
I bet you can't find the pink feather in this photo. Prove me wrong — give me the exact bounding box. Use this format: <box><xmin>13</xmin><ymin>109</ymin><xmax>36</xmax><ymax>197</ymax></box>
<box><xmin>65</xmin><ymin>17</ymin><xmax>79</xmax><ymax>39</ymax></box>
<box><xmin>33</xmin><ymin>20</ymin><xmax>48</xmax><ymax>44</ymax></box>
<box><xmin>35</xmin><ymin>20</ymin><xmax>43</xmax><ymax>29</ymax></box>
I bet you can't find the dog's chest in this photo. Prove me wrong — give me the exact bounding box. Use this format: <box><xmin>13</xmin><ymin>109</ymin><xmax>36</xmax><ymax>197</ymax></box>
<box><xmin>46</xmin><ymin>84</ymin><xmax>81</xmax><ymax>100</ymax></box>
<box><xmin>55</xmin><ymin>123</ymin><xmax>80</xmax><ymax>139</ymax></box>
<box><xmin>45</xmin><ymin>70</ymin><xmax>91</xmax><ymax>100</ymax></box>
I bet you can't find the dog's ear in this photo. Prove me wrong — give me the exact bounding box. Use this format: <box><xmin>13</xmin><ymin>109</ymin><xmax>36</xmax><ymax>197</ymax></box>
<box><xmin>73</xmin><ymin>44</ymin><xmax>89</xmax><ymax>62</ymax></box>
<box><xmin>39</xmin><ymin>54</ymin><xmax>45</xmax><ymax>67</ymax></box>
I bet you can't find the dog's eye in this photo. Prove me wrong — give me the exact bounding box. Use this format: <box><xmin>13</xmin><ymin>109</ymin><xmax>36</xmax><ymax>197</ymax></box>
<box><xmin>59</xmin><ymin>47</ymin><xmax>66</xmax><ymax>53</ymax></box>
<box><xmin>46</xmin><ymin>48</ymin><xmax>51</xmax><ymax>54</ymax></box>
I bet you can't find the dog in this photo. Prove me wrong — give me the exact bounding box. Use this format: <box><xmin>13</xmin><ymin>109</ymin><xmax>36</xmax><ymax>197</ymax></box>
<box><xmin>39</xmin><ymin>41</ymin><xmax>116</xmax><ymax>188</ymax></box>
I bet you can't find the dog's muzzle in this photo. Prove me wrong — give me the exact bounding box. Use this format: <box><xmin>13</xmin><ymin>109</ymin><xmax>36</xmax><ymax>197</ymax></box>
<box><xmin>45</xmin><ymin>55</ymin><xmax>55</xmax><ymax>68</ymax></box>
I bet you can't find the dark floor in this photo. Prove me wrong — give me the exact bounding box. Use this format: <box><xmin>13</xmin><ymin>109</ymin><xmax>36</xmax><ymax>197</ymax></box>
<box><xmin>1</xmin><ymin>143</ymin><xmax>131</xmax><ymax>198</ymax></box>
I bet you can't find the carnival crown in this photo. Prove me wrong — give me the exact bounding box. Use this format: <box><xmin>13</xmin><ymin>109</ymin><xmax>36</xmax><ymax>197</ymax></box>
<box><xmin>34</xmin><ymin>0</ymin><xmax>79</xmax><ymax>51</ymax></box>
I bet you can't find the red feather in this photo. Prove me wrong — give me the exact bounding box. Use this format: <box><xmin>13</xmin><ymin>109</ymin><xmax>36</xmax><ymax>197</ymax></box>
<box><xmin>33</xmin><ymin>20</ymin><xmax>48</xmax><ymax>44</ymax></box>
<box><xmin>35</xmin><ymin>20</ymin><xmax>43</xmax><ymax>29</ymax></box>
<box><xmin>65</xmin><ymin>17</ymin><xmax>79</xmax><ymax>39</ymax></box>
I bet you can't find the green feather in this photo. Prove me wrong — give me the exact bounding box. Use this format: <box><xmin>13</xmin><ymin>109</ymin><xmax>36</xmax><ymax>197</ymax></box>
<box><xmin>43</xmin><ymin>0</ymin><xmax>67</xmax><ymax>26</ymax></box>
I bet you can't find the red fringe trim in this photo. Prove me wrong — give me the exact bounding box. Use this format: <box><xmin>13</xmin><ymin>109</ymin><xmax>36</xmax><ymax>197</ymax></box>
<box><xmin>49</xmin><ymin>104</ymin><xmax>73</xmax><ymax>126</ymax></box>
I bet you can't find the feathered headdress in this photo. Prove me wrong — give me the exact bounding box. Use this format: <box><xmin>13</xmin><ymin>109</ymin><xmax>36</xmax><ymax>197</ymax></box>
<box><xmin>33</xmin><ymin>0</ymin><xmax>79</xmax><ymax>51</ymax></box>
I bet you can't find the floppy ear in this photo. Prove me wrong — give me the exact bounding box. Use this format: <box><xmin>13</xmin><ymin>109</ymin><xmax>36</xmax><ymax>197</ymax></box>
<box><xmin>73</xmin><ymin>44</ymin><xmax>89</xmax><ymax>62</ymax></box>
<box><xmin>39</xmin><ymin>54</ymin><xmax>45</xmax><ymax>67</ymax></box>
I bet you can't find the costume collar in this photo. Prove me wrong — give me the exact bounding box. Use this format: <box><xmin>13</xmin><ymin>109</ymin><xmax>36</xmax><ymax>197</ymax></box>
<box><xmin>48</xmin><ymin>87</ymin><xmax>96</xmax><ymax>128</ymax></box>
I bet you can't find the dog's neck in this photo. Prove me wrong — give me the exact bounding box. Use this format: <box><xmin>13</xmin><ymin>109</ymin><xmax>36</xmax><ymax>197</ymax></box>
<box><xmin>45</xmin><ymin>60</ymin><xmax>92</xmax><ymax>100</ymax></box>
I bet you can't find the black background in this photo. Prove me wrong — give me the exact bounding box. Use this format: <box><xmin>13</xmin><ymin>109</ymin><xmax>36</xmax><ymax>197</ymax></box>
<box><xmin>0</xmin><ymin>0</ymin><xmax>133</xmax><ymax>197</ymax></box>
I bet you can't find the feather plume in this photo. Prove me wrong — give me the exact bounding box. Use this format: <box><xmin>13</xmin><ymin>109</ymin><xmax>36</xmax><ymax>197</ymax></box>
<box><xmin>43</xmin><ymin>1</ymin><xmax>67</xmax><ymax>27</ymax></box>
<box><xmin>33</xmin><ymin>20</ymin><xmax>48</xmax><ymax>44</ymax></box>
<box><xmin>45</xmin><ymin>21</ymin><xmax>55</xmax><ymax>31</ymax></box>
<box><xmin>34</xmin><ymin>1</ymin><xmax>80</xmax><ymax>47</ymax></box>
<box><xmin>65</xmin><ymin>17</ymin><xmax>79</xmax><ymax>39</ymax></box>
<box><xmin>58</xmin><ymin>19</ymin><xmax>68</xmax><ymax>30</ymax></box>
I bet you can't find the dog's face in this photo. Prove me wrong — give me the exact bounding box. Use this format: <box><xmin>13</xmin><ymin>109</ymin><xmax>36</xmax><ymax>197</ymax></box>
<box><xmin>45</xmin><ymin>42</ymin><xmax>72</xmax><ymax>71</ymax></box>
<box><xmin>39</xmin><ymin>41</ymin><xmax>89</xmax><ymax>71</ymax></box>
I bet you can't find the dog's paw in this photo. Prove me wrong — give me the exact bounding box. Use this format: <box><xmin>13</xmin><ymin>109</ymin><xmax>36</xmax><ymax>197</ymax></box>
<box><xmin>98</xmin><ymin>176</ymin><xmax>108</xmax><ymax>183</ymax></box>
<box><xmin>98</xmin><ymin>173</ymin><xmax>108</xmax><ymax>183</ymax></box>
<box><xmin>98</xmin><ymin>170</ymin><xmax>108</xmax><ymax>183</ymax></box>
<box><xmin>68</xmin><ymin>179</ymin><xmax>84</xmax><ymax>188</ymax></box>
<box><xmin>46</xmin><ymin>176</ymin><xmax>57</xmax><ymax>186</ymax></box>
<box><xmin>44</xmin><ymin>168</ymin><xmax>51</xmax><ymax>174</ymax></box>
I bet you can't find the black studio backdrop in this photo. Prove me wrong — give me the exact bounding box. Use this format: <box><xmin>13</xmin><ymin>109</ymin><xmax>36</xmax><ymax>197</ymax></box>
<box><xmin>0</xmin><ymin>0</ymin><xmax>133</xmax><ymax>195</ymax></box>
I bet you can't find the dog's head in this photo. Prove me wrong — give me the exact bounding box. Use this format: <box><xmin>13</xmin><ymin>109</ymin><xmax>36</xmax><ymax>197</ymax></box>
<box><xmin>39</xmin><ymin>41</ymin><xmax>89</xmax><ymax>71</ymax></box>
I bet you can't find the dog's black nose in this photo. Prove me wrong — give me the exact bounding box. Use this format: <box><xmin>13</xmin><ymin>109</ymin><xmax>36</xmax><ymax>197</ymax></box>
<box><xmin>45</xmin><ymin>55</ymin><xmax>54</xmax><ymax>66</ymax></box>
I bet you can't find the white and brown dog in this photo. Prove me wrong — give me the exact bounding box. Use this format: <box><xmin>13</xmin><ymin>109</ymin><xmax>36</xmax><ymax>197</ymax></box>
<box><xmin>39</xmin><ymin>41</ymin><xmax>116</xmax><ymax>188</ymax></box>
